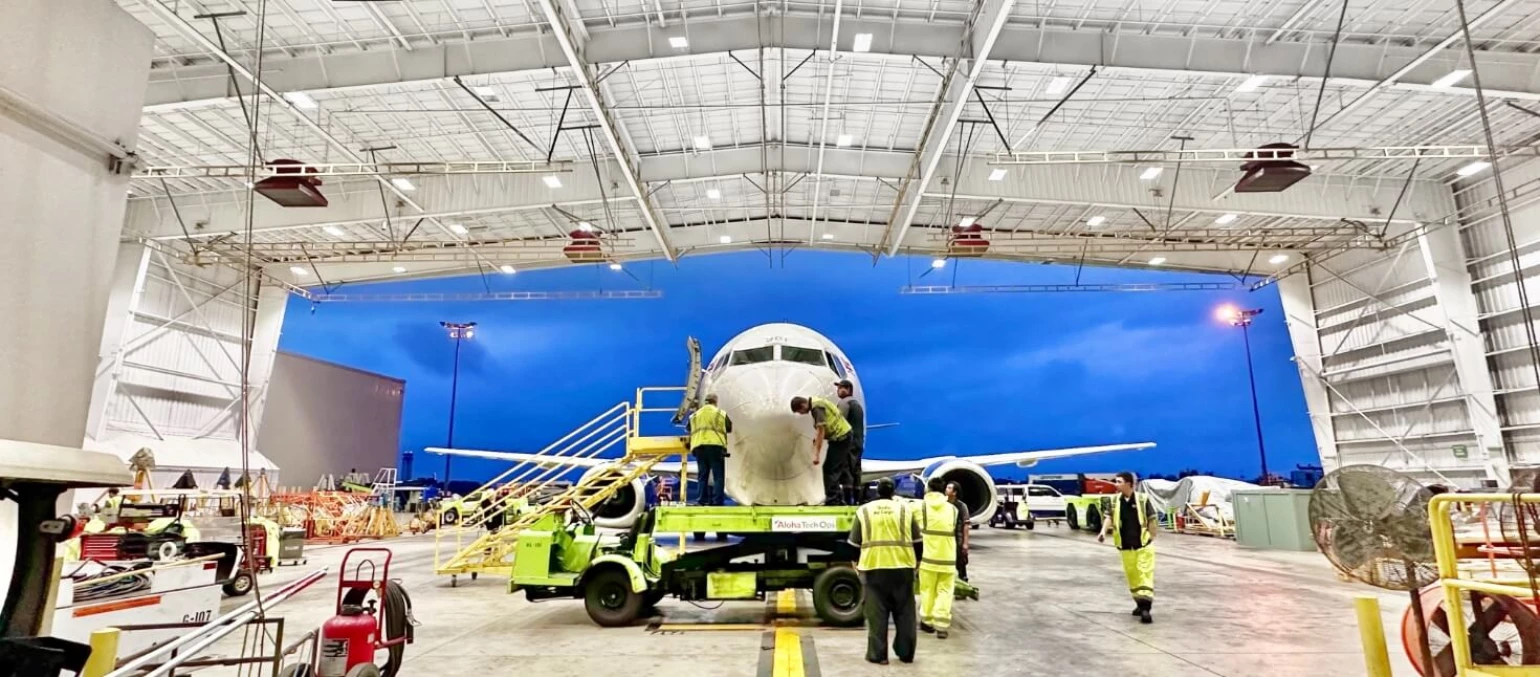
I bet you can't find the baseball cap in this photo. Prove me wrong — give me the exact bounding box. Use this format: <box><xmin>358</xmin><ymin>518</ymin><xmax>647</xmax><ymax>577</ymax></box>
<box><xmin>833</xmin><ymin>379</ymin><xmax>854</xmax><ymax>389</ymax></box>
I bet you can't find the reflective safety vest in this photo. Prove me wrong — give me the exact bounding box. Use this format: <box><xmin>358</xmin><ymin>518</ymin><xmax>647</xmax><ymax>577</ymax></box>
<box><xmin>917</xmin><ymin>492</ymin><xmax>959</xmax><ymax>573</ymax></box>
<box><xmin>1108</xmin><ymin>492</ymin><xmax>1154</xmax><ymax>550</ymax></box>
<box><xmin>689</xmin><ymin>404</ymin><xmax>729</xmax><ymax>448</ymax></box>
<box><xmin>812</xmin><ymin>397</ymin><xmax>853</xmax><ymax>441</ymax></box>
<box><xmin>855</xmin><ymin>498</ymin><xmax>917</xmax><ymax>571</ymax></box>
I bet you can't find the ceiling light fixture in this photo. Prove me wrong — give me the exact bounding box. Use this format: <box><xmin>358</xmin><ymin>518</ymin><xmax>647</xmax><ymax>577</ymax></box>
<box><xmin>669</xmin><ymin>36</ymin><xmax>689</xmax><ymax>48</ymax></box>
<box><xmin>392</xmin><ymin>266</ymin><xmax>407</xmax><ymax>273</ymax></box>
<box><xmin>448</xmin><ymin>223</ymin><xmax>469</xmax><ymax>234</ymax></box>
<box><xmin>822</xmin><ymin>233</ymin><xmax>835</xmax><ymax>240</ymax></box>
<box><xmin>290</xmin><ymin>266</ymin><xmax>308</xmax><ymax>276</ymax></box>
<box><xmin>390</xmin><ymin>178</ymin><xmax>415</xmax><ymax>191</ymax></box>
<box><xmin>852</xmin><ymin>33</ymin><xmax>873</xmax><ymax>52</ymax></box>
<box><xmin>836</xmin><ymin>134</ymin><xmax>853</xmax><ymax>147</ymax></box>
<box><xmin>931</xmin><ymin>258</ymin><xmax>947</xmax><ymax>269</ymax></box>
<box><xmin>693</xmin><ymin>135</ymin><xmax>712</xmax><ymax>150</ymax></box>
<box><xmin>719</xmin><ymin>235</ymin><xmax>732</xmax><ymax>244</ymax></box>
<box><xmin>1235</xmin><ymin>75</ymin><xmax>1267</xmax><ymax>93</ymax></box>
<box><xmin>283</xmin><ymin>91</ymin><xmax>318</xmax><ymax>109</ymax></box>
<box><xmin>473</xmin><ymin>85</ymin><xmax>497</xmax><ymax>97</ymax></box>
<box><xmin>1269</xmin><ymin>254</ymin><xmax>1289</xmax><ymax>264</ymax></box>
<box><xmin>1139</xmin><ymin>167</ymin><xmax>1163</xmax><ymax>180</ymax></box>
<box><xmin>1457</xmin><ymin>161</ymin><xmax>1491</xmax><ymax>177</ymax></box>
<box><xmin>609</xmin><ymin>262</ymin><xmax>623</xmax><ymax>271</ymax></box>
<box><xmin>1149</xmin><ymin>256</ymin><xmax>1167</xmax><ymax>266</ymax></box>
<box><xmin>1432</xmin><ymin>69</ymin><xmax>1472</xmax><ymax>89</ymax></box>
<box><xmin>1045</xmin><ymin>76</ymin><xmax>1072</xmax><ymax>95</ymax></box>
<box><xmin>543</xmin><ymin>175</ymin><xmax>563</xmax><ymax>188</ymax></box>
<box><xmin>988</xmin><ymin>168</ymin><xmax>1008</xmax><ymax>181</ymax></box>
<box><xmin>323</xmin><ymin>225</ymin><xmax>344</xmax><ymax>236</ymax></box>
<box><xmin>578</xmin><ymin>221</ymin><xmax>595</xmax><ymax>231</ymax></box>
<box><xmin>500</xmin><ymin>264</ymin><xmax>517</xmax><ymax>274</ymax></box>
<box><xmin>707</xmin><ymin>188</ymin><xmax>722</xmax><ymax>200</ymax></box>
<box><xmin>1086</xmin><ymin>215</ymin><xmax>1106</xmax><ymax>227</ymax></box>
<box><xmin>1215</xmin><ymin>213</ymin><xmax>1238</xmax><ymax>225</ymax></box>
<box><xmin>958</xmin><ymin>216</ymin><xmax>976</xmax><ymax>228</ymax></box>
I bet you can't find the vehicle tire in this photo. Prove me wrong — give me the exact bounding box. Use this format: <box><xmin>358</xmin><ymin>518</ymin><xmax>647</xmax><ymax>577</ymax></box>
<box><xmin>440</xmin><ymin>508</ymin><xmax>460</xmax><ymax>527</ymax></box>
<box><xmin>1066</xmin><ymin>506</ymin><xmax>1079</xmax><ymax>530</ymax></box>
<box><xmin>643</xmin><ymin>588</ymin><xmax>666</xmax><ymax>609</ymax></box>
<box><xmin>812</xmin><ymin>566</ymin><xmax>865</xmax><ymax>628</ymax></box>
<box><xmin>1086</xmin><ymin>505</ymin><xmax>1103</xmax><ymax>534</ymax></box>
<box><xmin>223</xmin><ymin>571</ymin><xmax>254</xmax><ymax>597</ymax></box>
<box><xmin>346</xmin><ymin>665</ymin><xmax>381</xmax><ymax>677</ymax></box>
<box><xmin>278</xmin><ymin>665</ymin><xmax>314</xmax><ymax>677</ymax></box>
<box><xmin>584</xmin><ymin>568</ymin><xmax>643</xmax><ymax>627</ymax></box>
<box><xmin>1025</xmin><ymin>515</ymin><xmax>1036</xmax><ymax>531</ymax></box>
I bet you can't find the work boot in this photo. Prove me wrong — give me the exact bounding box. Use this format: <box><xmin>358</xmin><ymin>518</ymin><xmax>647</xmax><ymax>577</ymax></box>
<box><xmin>937</xmin><ymin>630</ymin><xmax>949</xmax><ymax>639</ymax></box>
<box><xmin>1131</xmin><ymin>605</ymin><xmax>1142</xmax><ymax>616</ymax></box>
<box><xmin>1138</xmin><ymin>599</ymin><xmax>1153</xmax><ymax>624</ymax></box>
<box><xmin>919</xmin><ymin>622</ymin><xmax>935</xmax><ymax>634</ymax></box>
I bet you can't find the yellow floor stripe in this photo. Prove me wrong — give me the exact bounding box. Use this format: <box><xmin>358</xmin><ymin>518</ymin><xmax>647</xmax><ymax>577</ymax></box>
<box><xmin>772</xmin><ymin>591</ymin><xmax>805</xmax><ymax>677</ymax></box>
<box><xmin>776</xmin><ymin>589</ymin><xmax>798</xmax><ymax>615</ymax></box>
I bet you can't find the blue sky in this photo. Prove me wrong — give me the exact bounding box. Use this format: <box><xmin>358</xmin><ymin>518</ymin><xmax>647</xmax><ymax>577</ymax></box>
<box><xmin>277</xmin><ymin>250</ymin><xmax>1317</xmax><ymax>483</ymax></box>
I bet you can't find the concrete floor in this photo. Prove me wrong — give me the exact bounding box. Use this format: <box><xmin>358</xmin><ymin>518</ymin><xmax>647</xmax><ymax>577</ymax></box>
<box><xmin>183</xmin><ymin>523</ymin><xmax>1419</xmax><ymax>676</ymax></box>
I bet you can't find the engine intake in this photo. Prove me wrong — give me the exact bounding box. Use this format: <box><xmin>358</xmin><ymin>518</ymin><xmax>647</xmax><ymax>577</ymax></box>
<box><xmin>578</xmin><ymin>465</ymin><xmax>649</xmax><ymax>529</ymax></box>
<box><xmin>920</xmin><ymin>460</ymin><xmax>997</xmax><ymax>524</ymax></box>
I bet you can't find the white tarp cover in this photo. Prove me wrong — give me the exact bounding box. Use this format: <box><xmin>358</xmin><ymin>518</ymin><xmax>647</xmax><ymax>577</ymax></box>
<box><xmin>1137</xmin><ymin>476</ymin><xmax>1265</xmax><ymax>520</ymax></box>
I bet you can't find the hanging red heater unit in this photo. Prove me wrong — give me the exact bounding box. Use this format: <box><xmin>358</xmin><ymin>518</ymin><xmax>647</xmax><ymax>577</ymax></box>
<box><xmin>563</xmin><ymin>228</ymin><xmax>605</xmax><ymax>263</ymax></box>
<box><xmin>1234</xmin><ymin>143</ymin><xmax>1312</xmax><ymax>193</ymax></box>
<box><xmin>254</xmin><ymin>159</ymin><xmax>329</xmax><ymax>207</ymax></box>
<box><xmin>948</xmin><ymin>223</ymin><xmax>990</xmax><ymax>258</ymax></box>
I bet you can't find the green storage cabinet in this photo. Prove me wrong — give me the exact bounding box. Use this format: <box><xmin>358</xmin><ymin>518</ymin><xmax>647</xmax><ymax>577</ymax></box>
<box><xmin>1232</xmin><ymin>489</ymin><xmax>1317</xmax><ymax>552</ymax></box>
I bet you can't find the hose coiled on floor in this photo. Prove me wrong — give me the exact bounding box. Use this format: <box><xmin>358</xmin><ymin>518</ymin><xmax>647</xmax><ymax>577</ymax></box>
<box><xmin>342</xmin><ymin>580</ymin><xmax>413</xmax><ymax>677</ymax></box>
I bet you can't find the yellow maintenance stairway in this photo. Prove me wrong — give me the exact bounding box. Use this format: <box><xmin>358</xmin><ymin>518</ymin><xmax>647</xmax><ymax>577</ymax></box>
<box><xmin>434</xmin><ymin>386</ymin><xmax>694</xmax><ymax>582</ymax></box>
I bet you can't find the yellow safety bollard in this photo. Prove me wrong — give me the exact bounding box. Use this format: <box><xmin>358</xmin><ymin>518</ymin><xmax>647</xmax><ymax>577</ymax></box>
<box><xmin>80</xmin><ymin>627</ymin><xmax>120</xmax><ymax>677</ymax></box>
<box><xmin>1354</xmin><ymin>596</ymin><xmax>1393</xmax><ymax>677</ymax></box>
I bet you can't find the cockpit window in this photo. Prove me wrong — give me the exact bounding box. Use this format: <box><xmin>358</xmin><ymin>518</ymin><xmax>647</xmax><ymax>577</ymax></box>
<box><xmin>729</xmin><ymin>347</ymin><xmax>775</xmax><ymax>366</ymax></box>
<box><xmin>827</xmin><ymin>353</ymin><xmax>846</xmax><ymax>378</ymax></box>
<box><xmin>781</xmin><ymin>346</ymin><xmax>828</xmax><ymax>367</ymax></box>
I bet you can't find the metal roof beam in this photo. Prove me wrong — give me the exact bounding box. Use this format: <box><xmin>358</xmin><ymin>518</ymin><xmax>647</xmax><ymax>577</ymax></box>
<box><xmin>144</xmin><ymin>15</ymin><xmax>1540</xmax><ymax>109</ymax></box>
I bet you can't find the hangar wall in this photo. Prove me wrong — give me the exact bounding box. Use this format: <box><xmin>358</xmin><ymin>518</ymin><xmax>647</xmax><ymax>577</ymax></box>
<box><xmin>258</xmin><ymin>352</ymin><xmax>406</xmax><ymax>489</ymax></box>
<box><xmin>1281</xmin><ymin>159</ymin><xmax>1540</xmax><ymax>486</ymax></box>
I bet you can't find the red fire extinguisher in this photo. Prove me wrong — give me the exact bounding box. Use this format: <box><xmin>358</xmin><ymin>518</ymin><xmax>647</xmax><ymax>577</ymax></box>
<box><xmin>319</xmin><ymin>605</ymin><xmax>378</xmax><ymax>676</ymax></box>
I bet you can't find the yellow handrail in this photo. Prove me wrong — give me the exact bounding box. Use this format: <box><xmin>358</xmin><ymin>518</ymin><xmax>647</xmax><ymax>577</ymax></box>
<box><xmin>1429</xmin><ymin>493</ymin><xmax>1540</xmax><ymax>677</ymax></box>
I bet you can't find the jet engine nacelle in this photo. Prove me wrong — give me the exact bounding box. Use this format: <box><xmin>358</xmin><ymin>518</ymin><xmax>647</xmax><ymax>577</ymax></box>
<box><xmin>578</xmin><ymin>465</ymin><xmax>649</xmax><ymax>529</ymax></box>
<box><xmin>919</xmin><ymin>460</ymin><xmax>998</xmax><ymax>525</ymax></box>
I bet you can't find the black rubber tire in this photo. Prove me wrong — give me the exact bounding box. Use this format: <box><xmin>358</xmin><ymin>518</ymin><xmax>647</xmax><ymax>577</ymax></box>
<box><xmin>278</xmin><ymin>665</ymin><xmax>314</xmax><ymax>677</ymax></box>
<box><xmin>222</xmin><ymin>571</ymin><xmax>254</xmax><ymax>597</ymax></box>
<box><xmin>811</xmin><ymin>566</ymin><xmax>865</xmax><ymax>627</ymax></box>
<box><xmin>1025</xmin><ymin>516</ymin><xmax>1036</xmax><ymax>531</ymax></box>
<box><xmin>643</xmin><ymin>588</ymin><xmax>666</xmax><ymax>609</ymax></box>
<box><xmin>584</xmin><ymin>568</ymin><xmax>643</xmax><ymax>627</ymax></box>
<box><xmin>346</xmin><ymin>665</ymin><xmax>381</xmax><ymax>677</ymax></box>
<box><xmin>440</xmin><ymin>508</ymin><xmax>460</xmax><ymax>527</ymax></box>
<box><xmin>1086</xmin><ymin>505</ymin><xmax>1103</xmax><ymax>534</ymax></box>
<box><xmin>1066</xmin><ymin>506</ymin><xmax>1079</xmax><ymax>530</ymax></box>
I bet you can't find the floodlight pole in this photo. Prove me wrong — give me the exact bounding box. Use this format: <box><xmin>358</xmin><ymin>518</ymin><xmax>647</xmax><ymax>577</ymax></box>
<box><xmin>1226</xmin><ymin>308</ymin><xmax>1269</xmax><ymax>483</ymax></box>
<box><xmin>440</xmin><ymin>321</ymin><xmax>477</xmax><ymax>485</ymax></box>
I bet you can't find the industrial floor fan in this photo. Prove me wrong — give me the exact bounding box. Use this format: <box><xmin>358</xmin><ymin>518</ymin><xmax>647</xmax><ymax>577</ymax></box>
<box><xmin>1310</xmin><ymin>464</ymin><xmax>1540</xmax><ymax>675</ymax></box>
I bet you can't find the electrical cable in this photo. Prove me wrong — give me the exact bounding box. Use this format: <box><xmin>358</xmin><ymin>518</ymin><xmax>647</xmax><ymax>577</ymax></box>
<box><xmin>1303</xmin><ymin>0</ymin><xmax>1352</xmax><ymax>150</ymax></box>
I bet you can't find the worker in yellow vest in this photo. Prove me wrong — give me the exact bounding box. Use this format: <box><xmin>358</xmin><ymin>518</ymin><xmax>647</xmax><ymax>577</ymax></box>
<box><xmin>915</xmin><ymin>477</ymin><xmax>960</xmax><ymax>638</ymax></box>
<box><xmin>1098</xmin><ymin>470</ymin><xmax>1158</xmax><ymax>623</ymax></box>
<box><xmin>790</xmin><ymin>395</ymin><xmax>854</xmax><ymax>505</ymax></box>
<box><xmin>688</xmin><ymin>394</ymin><xmax>733</xmax><ymax>506</ymax></box>
<box><xmin>847</xmin><ymin>477</ymin><xmax>921</xmax><ymax>665</ymax></box>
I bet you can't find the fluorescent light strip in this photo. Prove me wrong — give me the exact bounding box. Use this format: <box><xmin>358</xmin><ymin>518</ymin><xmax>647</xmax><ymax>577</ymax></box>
<box><xmin>988</xmin><ymin>168</ymin><xmax>1007</xmax><ymax>181</ymax></box>
<box><xmin>1139</xmin><ymin>167</ymin><xmax>1163</xmax><ymax>180</ymax></box>
<box><xmin>1432</xmin><ymin>69</ymin><xmax>1472</xmax><ymax>89</ymax></box>
<box><xmin>1235</xmin><ymin>75</ymin><xmax>1267</xmax><ymax>93</ymax></box>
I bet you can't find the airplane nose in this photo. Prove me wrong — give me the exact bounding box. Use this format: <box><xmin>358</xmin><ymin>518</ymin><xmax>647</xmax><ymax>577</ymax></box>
<box><xmin>714</xmin><ymin>364</ymin><xmax>836</xmax><ymax>483</ymax></box>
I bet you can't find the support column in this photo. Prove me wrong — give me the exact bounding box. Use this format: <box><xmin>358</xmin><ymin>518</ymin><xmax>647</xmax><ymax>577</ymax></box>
<box><xmin>245</xmin><ymin>282</ymin><xmax>290</xmax><ymax>450</ymax></box>
<box><xmin>0</xmin><ymin>1</ymin><xmax>153</xmax><ymax>447</ymax></box>
<box><xmin>85</xmin><ymin>243</ymin><xmax>152</xmax><ymax>442</ymax></box>
<box><xmin>1419</xmin><ymin>225</ymin><xmax>1509</xmax><ymax>482</ymax></box>
<box><xmin>1278</xmin><ymin>270</ymin><xmax>1342</xmax><ymax>472</ymax></box>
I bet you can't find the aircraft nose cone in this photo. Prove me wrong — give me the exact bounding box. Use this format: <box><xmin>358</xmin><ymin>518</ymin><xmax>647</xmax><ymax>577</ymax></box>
<box><xmin>713</xmin><ymin>364</ymin><xmax>839</xmax><ymax>488</ymax></box>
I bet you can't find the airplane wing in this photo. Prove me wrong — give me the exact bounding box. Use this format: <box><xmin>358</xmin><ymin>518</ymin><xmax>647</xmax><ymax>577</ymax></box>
<box><xmin>422</xmin><ymin>447</ymin><xmax>690</xmax><ymax>475</ymax></box>
<box><xmin>858</xmin><ymin>442</ymin><xmax>1156</xmax><ymax>481</ymax></box>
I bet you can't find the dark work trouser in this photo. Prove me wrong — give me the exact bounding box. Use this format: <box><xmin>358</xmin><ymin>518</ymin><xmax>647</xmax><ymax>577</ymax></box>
<box><xmin>956</xmin><ymin>542</ymin><xmax>969</xmax><ymax>581</ymax></box>
<box><xmin>822</xmin><ymin>435</ymin><xmax>852</xmax><ymax>504</ymax></box>
<box><xmin>692</xmin><ymin>445</ymin><xmax>726</xmax><ymax>506</ymax></box>
<box><xmin>844</xmin><ymin>445</ymin><xmax>864</xmax><ymax>504</ymax></box>
<box><xmin>863</xmin><ymin>568</ymin><xmax>917</xmax><ymax>663</ymax></box>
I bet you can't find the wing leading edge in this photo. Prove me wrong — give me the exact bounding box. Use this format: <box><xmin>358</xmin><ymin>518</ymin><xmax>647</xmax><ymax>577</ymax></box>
<box><xmin>857</xmin><ymin>442</ymin><xmax>1157</xmax><ymax>481</ymax></box>
<box><xmin>422</xmin><ymin>447</ymin><xmax>689</xmax><ymax>475</ymax></box>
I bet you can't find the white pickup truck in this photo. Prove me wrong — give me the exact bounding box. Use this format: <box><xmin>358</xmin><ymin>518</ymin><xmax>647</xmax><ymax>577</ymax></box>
<box><xmin>990</xmin><ymin>484</ymin><xmax>1068</xmax><ymax>529</ymax></box>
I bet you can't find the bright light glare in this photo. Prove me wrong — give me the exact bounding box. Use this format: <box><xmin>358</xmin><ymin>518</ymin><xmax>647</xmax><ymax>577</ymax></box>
<box><xmin>1215</xmin><ymin>213</ymin><xmax>1238</xmax><ymax>225</ymax></box>
<box><xmin>323</xmin><ymin>225</ymin><xmax>344</xmax><ymax>236</ymax></box>
<box><xmin>988</xmin><ymin>168</ymin><xmax>1008</xmax><ymax>181</ymax></box>
<box><xmin>578</xmin><ymin>221</ymin><xmax>595</xmax><ymax>232</ymax></box>
<box><xmin>1432</xmin><ymin>69</ymin><xmax>1472</xmax><ymax>89</ymax></box>
<box><xmin>1086</xmin><ymin>215</ymin><xmax>1106</xmax><ymax>227</ymax></box>
<box><xmin>500</xmin><ymin>264</ymin><xmax>517</xmax><ymax>274</ymax></box>
<box><xmin>958</xmin><ymin>216</ymin><xmax>976</xmax><ymax>228</ymax></box>
<box><xmin>852</xmin><ymin>33</ymin><xmax>873</xmax><ymax>52</ymax></box>
<box><xmin>719</xmin><ymin>235</ymin><xmax>732</xmax><ymax>244</ymax></box>
<box><xmin>448</xmin><ymin>223</ymin><xmax>469</xmax><ymax>234</ymax></box>
<box><xmin>391</xmin><ymin>178</ymin><xmax>415</xmax><ymax>191</ymax></box>
<box><xmin>543</xmin><ymin>175</ymin><xmax>563</xmax><ymax>188</ymax></box>
<box><xmin>393</xmin><ymin>266</ymin><xmax>407</xmax><ymax>273</ymax></box>
<box><xmin>822</xmin><ymin>233</ymin><xmax>835</xmax><ymax>240</ymax></box>
<box><xmin>836</xmin><ymin>134</ymin><xmax>853</xmax><ymax>147</ymax></box>
<box><xmin>1215</xmin><ymin>304</ymin><xmax>1239</xmax><ymax>322</ymax></box>
<box><xmin>1457</xmin><ymin>161</ymin><xmax>1491</xmax><ymax>177</ymax></box>
<box><xmin>1139</xmin><ymin>167</ymin><xmax>1163</xmax><ymax>180</ymax></box>
<box><xmin>693</xmin><ymin>135</ymin><xmax>712</xmax><ymax>150</ymax></box>
<box><xmin>473</xmin><ymin>86</ymin><xmax>497</xmax><ymax>97</ymax></box>
<box><xmin>1149</xmin><ymin>256</ymin><xmax>1167</xmax><ymax>265</ymax></box>
<box><xmin>707</xmin><ymin>188</ymin><xmax>722</xmax><ymax>200</ymax></box>
<box><xmin>669</xmin><ymin>36</ymin><xmax>689</xmax><ymax>48</ymax></box>
<box><xmin>931</xmin><ymin>258</ymin><xmax>947</xmax><ymax>269</ymax></box>
<box><xmin>609</xmin><ymin>262</ymin><xmax>623</xmax><ymax>271</ymax></box>
<box><xmin>1046</xmin><ymin>76</ymin><xmax>1072</xmax><ymax>95</ymax></box>
<box><xmin>1236</xmin><ymin>75</ymin><xmax>1267</xmax><ymax>93</ymax></box>
<box><xmin>283</xmin><ymin>91</ymin><xmax>317</xmax><ymax>109</ymax></box>
<box><xmin>1269</xmin><ymin>254</ymin><xmax>1290</xmax><ymax>264</ymax></box>
<box><xmin>289</xmin><ymin>266</ymin><xmax>308</xmax><ymax>276</ymax></box>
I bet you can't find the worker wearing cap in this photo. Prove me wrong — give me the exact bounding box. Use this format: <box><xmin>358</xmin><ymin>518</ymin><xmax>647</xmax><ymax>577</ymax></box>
<box><xmin>688</xmin><ymin>394</ymin><xmax>733</xmax><ymax>506</ymax></box>
<box><xmin>945</xmin><ymin>482</ymin><xmax>971</xmax><ymax>581</ymax></box>
<box><xmin>1099</xmin><ymin>470</ymin><xmax>1158</xmax><ymax>623</ymax></box>
<box><xmin>916</xmin><ymin>477</ymin><xmax>959</xmax><ymax>639</ymax></box>
<box><xmin>835</xmin><ymin>379</ymin><xmax>866</xmax><ymax>504</ymax></box>
<box><xmin>790</xmin><ymin>395</ymin><xmax>855</xmax><ymax>505</ymax></box>
<box><xmin>848</xmin><ymin>477</ymin><xmax>921</xmax><ymax>665</ymax></box>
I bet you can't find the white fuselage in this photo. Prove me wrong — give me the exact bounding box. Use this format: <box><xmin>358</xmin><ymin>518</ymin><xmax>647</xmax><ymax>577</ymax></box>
<box><xmin>701</xmin><ymin>324</ymin><xmax>862</xmax><ymax>506</ymax></box>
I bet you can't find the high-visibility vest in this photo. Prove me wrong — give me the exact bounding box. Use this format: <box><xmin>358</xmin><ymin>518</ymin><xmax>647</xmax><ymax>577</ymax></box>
<box><xmin>1108</xmin><ymin>492</ymin><xmax>1154</xmax><ymax>549</ymax></box>
<box><xmin>812</xmin><ymin>397</ymin><xmax>853</xmax><ymax>441</ymax></box>
<box><xmin>917</xmin><ymin>492</ymin><xmax>959</xmax><ymax>573</ymax></box>
<box><xmin>855</xmin><ymin>498</ymin><xmax>917</xmax><ymax>571</ymax></box>
<box><xmin>689</xmin><ymin>404</ymin><xmax>729</xmax><ymax>448</ymax></box>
